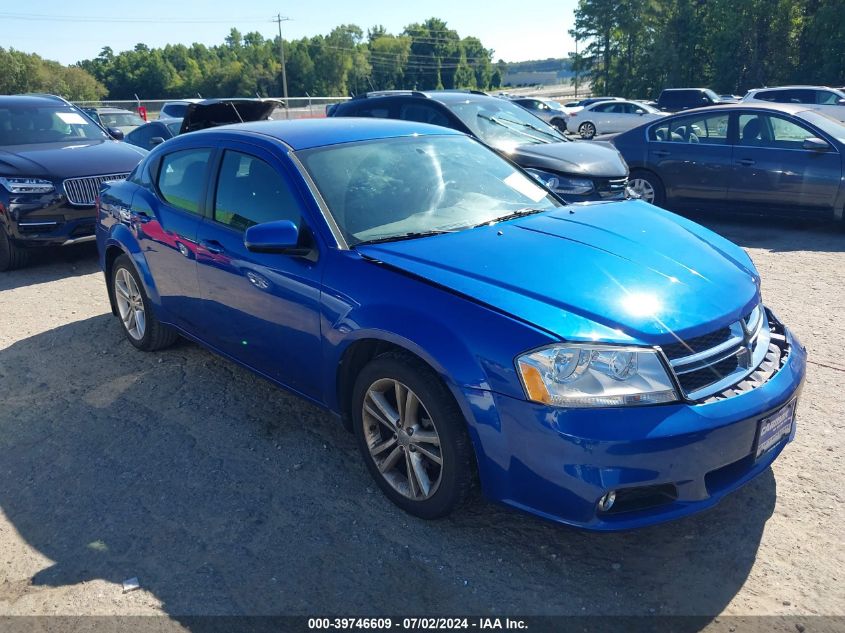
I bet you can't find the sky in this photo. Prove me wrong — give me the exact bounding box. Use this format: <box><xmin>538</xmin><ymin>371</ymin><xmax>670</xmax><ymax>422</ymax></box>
<box><xmin>1</xmin><ymin>0</ymin><xmax>579</xmax><ymax>66</ymax></box>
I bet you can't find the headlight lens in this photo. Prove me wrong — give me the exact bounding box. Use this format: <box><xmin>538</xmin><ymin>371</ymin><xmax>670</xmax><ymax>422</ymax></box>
<box><xmin>516</xmin><ymin>345</ymin><xmax>678</xmax><ymax>407</ymax></box>
<box><xmin>526</xmin><ymin>169</ymin><xmax>594</xmax><ymax>195</ymax></box>
<box><xmin>0</xmin><ymin>177</ymin><xmax>55</xmax><ymax>194</ymax></box>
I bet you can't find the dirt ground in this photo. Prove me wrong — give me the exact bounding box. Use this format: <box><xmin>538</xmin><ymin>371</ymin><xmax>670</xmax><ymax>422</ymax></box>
<box><xmin>0</xmin><ymin>216</ymin><xmax>843</xmax><ymax>630</ymax></box>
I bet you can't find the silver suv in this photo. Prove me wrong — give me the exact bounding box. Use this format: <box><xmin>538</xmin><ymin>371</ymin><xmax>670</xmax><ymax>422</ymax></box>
<box><xmin>743</xmin><ymin>86</ymin><xmax>845</xmax><ymax>123</ymax></box>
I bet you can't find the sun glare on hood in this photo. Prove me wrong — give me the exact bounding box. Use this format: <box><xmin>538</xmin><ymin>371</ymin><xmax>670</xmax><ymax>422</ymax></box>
<box><xmin>621</xmin><ymin>292</ymin><xmax>662</xmax><ymax>318</ymax></box>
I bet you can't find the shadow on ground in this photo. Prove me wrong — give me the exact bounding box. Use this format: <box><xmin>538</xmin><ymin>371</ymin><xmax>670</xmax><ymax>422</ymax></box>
<box><xmin>0</xmin><ymin>314</ymin><xmax>777</xmax><ymax>627</ymax></box>
<box><xmin>0</xmin><ymin>243</ymin><xmax>100</xmax><ymax>292</ymax></box>
<box><xmin>686</xmin><ymin>214</ymin><xmax>843</xmax><ymax>254</ymax></box>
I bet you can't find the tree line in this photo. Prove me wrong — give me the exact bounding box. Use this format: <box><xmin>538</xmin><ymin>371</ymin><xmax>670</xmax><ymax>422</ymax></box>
<box><xmin>572</xmin><ymin>0</ymin><xmax>845</xmax><ymax>98</ymax></box>
<box><xmin>68</xmin><ymin>18</ymin><xmax>503</xmax><ymax>100</ymax></box>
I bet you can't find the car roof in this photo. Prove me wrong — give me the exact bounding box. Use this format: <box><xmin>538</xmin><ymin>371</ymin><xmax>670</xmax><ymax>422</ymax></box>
<box><xmin>196</xmin><ymin>117</ymin><xmax>465</xmax><ymax>150</ymax></box>
<box><xmin>659</xmin><ymin>102</ymin><xmax>815</xmax><ymax>116</ymax></box>
<box><xmin>89</xmin><ymin>107</ymin><xmax>137</xmax><ymax>114</ymax></box>
<box><xmin>748</xmin><ymin>85</ymin><xmax>841</xmax><ymax>91</ymax></box>
<box><xmin>0</xmin><ymin>95</ymin><xmax>72</xmax><ymax>107</ymax></box>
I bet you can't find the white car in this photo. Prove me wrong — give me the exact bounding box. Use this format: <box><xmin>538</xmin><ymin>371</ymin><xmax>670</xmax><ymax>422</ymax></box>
<box><xmin>566</xmin><ymin>100</ymin><xmax>665</xmax><ymax>139</ymax></box>
<box><xmin>157</xmin><ymin>99</ymin><xmax>203</xmax><ymax>120</ymax></box>
<box><xmin>743</xmin><ymin>86</ymin><xmax>845</xmax><ymax>123</ymax></box>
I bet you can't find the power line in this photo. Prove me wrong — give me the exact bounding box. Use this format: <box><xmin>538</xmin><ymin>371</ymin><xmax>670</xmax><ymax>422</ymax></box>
<box><xmin>0</xmin><ymin>11</ymin><xmax>270</xmax><ymax>24</ymax></box>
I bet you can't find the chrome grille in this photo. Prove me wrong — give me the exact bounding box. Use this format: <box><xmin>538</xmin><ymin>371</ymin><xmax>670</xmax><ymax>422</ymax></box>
<box><xmin>660</xmin><ymin>305</ymin><xmax>771</xmax><ymax>401</ymax></box>
<box><xmin>597</xmin><ymin>176</ymin><xmax>628</xmax><ymax>199</ymax></box>
<box><xmin>63</xmin><ymin>173</ymin><xmax>129</xmax><ymax>206</ymax></box>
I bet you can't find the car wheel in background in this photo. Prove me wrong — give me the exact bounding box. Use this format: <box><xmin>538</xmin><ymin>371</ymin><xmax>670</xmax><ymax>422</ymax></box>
<box><xmin>578</xmin><ymin>121</ymin><xmax>597</xmax><ymax>139</ymax></box>
<box><xmin>352</xmin><ymin>352</ymin><xmax>476</xmax><ymax>519</ymax></box>
<box><xmin>628</xmin><ymin>169</ymin><xmax>666</xmax><ymax>207</ymax></box>
<box><xmin>111</xmin><ymin>254</ymin><xmax>178</xmax><ymax>351</ymax></box>
<box><xmin>0</xmin><ymin>229</ymin><xmax>29</xmax><ymax>272</ymax></box>
<box><xmin>550</xmin><ymin>118</ymin><xmax>568</xmax><ymax>133</ymax></box>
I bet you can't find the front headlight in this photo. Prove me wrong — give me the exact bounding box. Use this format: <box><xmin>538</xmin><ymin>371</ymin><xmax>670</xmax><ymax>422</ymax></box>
<box><xmin>0</xmin><ymin>177</ymin><xmax>55</xmax><ymax>194</ymax></box>
<box><xmin>526</xmin><ymin>169</ymin><xmax>594</xmax><ymax>195</ymax></box>
<box><xmin>516</xmin><ymin>344</ymin><xmax>678</xmax><ymax>407</ymax></box>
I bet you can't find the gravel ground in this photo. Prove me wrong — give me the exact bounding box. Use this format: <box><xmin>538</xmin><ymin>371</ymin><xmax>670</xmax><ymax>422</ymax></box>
<box><xmin>0</xmin><ymin>217</ymin><xmax>843</xmax><ymax>629</ymax></box>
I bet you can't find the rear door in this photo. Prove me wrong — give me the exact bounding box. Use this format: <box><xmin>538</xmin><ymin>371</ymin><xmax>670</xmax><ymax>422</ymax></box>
<box><xmin>132</xmin><ymin>144</ymin><xmax>212</xmax><ymax>329</ymax></box>
<box><xmin>646</xmin><ymin>110</ymin><xmax>733</xmax><ymax>208</ymax></box>
<box><xmin>729</xmin><ymin>111</ymin><xmax>841</xmax><ymax>216</ymax></box>
<box><xmin>193</xmin><ymin>141</ymin><xmax>324</xmax><ymax>399</ymax></box>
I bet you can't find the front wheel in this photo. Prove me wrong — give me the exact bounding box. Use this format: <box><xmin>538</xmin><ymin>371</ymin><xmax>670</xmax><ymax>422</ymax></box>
<box><xmin>352</xmin><ymin>352</ymin><xmax>476</xmax><ymax>519</ymax></box>
<box><xmin>111</xmin><ymin>254</ymin><xmax>178</xmax><ymax>351</ymax></box>
<box><xmin>628</xmin><ymin>170</ymin><xmax>666</xmax><ymax>207</ymax></box>
<box><xmin>0</xmin><ymin>229</ymin><xmax>29</xmax><ymax>272</ymax></box>
<box><xmin>550</xmin><ymin>118</ymin><xmax>567</xmax><ymax>133</ymax></box>
<box><xmin>578</xmin><ymin>121</ymin><xmax>596</xmax><ymax>139</ymax></box>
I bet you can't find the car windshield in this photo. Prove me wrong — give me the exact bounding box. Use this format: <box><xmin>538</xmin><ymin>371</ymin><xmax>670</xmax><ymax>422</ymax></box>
<box><xmin>165</xmin><ymin>121</ymin><xmax>182</xmax><ymax>135</ymax></box>
<box><xmin>546</xmin><ymin>101</ymin><xmax>565</xmax><ymax>110</ymax></box>
<box><xmin>704</xmin><ymin>89</ymin><xmax>722</xmax><ymax>101</ymax></box>
<box><xmin>0</xmin><ymin>105</ymin><xmax>109</xmax><ymax>145</ymax></box>
<box><xmin>638</xmin><ymin>102</ymin><xmax>661</xmax><ymax>113</ymax></box>
<box><xmin>447</xmin><ymin>99</ymin><xmax>567</xmax><ymax>150</ymax></box>
<box><xmin>101</xmin><ymin>112</ymin><xmax>144</xmax><ymax>127</ymax></box>
<box><xmin>796</xmin><ymin>110</ymin><xmax>845</xmax><ymax>144</ymax></box>
<box><xmin>299</xmin><ymin>135</ymin><xmax>563</xmax><ymax>246</ymax></box>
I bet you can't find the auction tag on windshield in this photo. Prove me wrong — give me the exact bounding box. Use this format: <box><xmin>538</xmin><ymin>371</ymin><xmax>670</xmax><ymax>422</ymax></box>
<box><xmin>504</xmin><ymin>172</ymin><xmax>547</xmax><ymax>203</ymax></box>
<box><xmin>756</xmin><ymin>400</ymin><xmax>795</xmax><ymax>459</ymax></box>
<box><xmin>57</xmin><ymin>112</ymin><xmax>89</xmax><ymax>125</ymax></box>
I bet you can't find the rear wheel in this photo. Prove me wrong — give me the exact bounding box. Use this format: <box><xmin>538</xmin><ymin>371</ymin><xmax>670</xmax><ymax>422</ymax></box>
<box><xmin>578</xmin><ymin>121</ymin><xmax>596</xmax><ymax>139</ymax></box>
<box><xmin>0</xmin><ymin>229</ymin><xmax>29</xmax><ymax>272</ymax></box>
<box><xmin>628</xmin><ymin>169</ymin><xmax>666</xmax><ymax>207</ymax></box>
<box><xmin>111</xmin><ymin>254</ymin><xmax>178</xmax><ymax>351</ymax></box>
<box><xmin>352</xmin><ymin>352</ymin><xmax>476</xmax><ymax>519</ymax></box>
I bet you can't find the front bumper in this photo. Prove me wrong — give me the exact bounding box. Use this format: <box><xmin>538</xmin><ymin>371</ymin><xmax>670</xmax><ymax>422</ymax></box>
<box><xmin>464</xmin><ymin>323</ymin><xmax>806</xmax><ymax>531</ymax></box>
<box><xmin>1</xmin><ymin>190</ymin><xmax>96</xmax><ymax>246</ymax></box>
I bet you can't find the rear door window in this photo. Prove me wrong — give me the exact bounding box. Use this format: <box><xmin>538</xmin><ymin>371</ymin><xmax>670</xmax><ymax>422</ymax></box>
<box><xmin>398</xmin><ymin>103</ymin><xmax>451</xmax><ymax>127</ymax></box>
<box><xmin>738</xmin><ymin>113</ymin><xmax>817</xmax><ymax>149</ymax></box>
<box><xmin>649</xmin><ymin>112</ymin><xmax>730</xmax><ymax>144</ymax></box>
<box><xmin>157</xmin><ymin>148</ymin><xmax>211</xmax><ymax>214</ymax></box>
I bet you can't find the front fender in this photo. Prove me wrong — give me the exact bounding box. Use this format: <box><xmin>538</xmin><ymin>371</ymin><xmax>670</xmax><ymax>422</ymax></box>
<box><xmin>320</xmin><ymin>252</ymin><xmax>555</xmax><ymax>412</ymax></box>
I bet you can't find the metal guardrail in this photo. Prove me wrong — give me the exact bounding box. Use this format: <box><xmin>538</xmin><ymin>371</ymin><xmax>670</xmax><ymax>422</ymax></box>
<box><xmin>71</xmin><ymin>96</ymin><xmax>351</xmax><ymax>120</ymax></box>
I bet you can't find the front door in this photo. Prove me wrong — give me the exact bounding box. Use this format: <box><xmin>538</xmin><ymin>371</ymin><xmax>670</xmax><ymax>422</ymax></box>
<box><xmin>194</xmin><ymin>143</ymin><xmax>324</xmax><ymax>400</ymax></box>
<box><xmin>729</xmin><ymin>111</ymin><xmax>841</xmax><ymax>216</ymax></box>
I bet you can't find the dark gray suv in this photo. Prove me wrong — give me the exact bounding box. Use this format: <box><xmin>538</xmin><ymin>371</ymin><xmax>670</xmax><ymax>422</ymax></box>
<box><xmin>330</xmin><ymin>90</ymin><xmax>629</xmax><ymax>203</ymax></box>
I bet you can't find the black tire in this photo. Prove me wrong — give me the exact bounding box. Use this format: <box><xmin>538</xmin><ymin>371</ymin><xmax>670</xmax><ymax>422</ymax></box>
<box><xmin>550</xmin><ymin>118</ymin><xmax>567</xmax><ymax>133</ymax></box>
<box><xmin>111</xmin><ymin>254</ymin><xmax>178</xmax><ymax>351</ymax></box>
<box><xmin>352</xmin><ymin>352</ymin><xmax>477</xmax><ymax>519</ymax></box>
<box><xmin>0</xmin><ymin>228</ymin><xmax>29</xmax><ymax>272</ymax></box>
<box><xmin>578</xmin><ymin>121</ymin><xmax>596</xmax><ymax>139</ymax></box>
<box><xmin>629</xmin><ymin>169</ymin><xmax>667</xmax><ymax>207</ymax></box>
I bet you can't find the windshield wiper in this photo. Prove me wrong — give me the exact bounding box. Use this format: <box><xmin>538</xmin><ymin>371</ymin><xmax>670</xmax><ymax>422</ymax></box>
<box><xmin>477</xmin><ymin>114</ymin><xmax>551</xmax><ymax>144</ymax></box>
<box><xmin>354</xmin><ymin>229</ymin><xmax>454</xmax><ymax>246</ymax></box>
<box><xmin>511</xmin><ymin>119</ymin><xmax>565</xmax><ymax>142</ymax></box>
<box><xmin>473</xmin><ymin>207</ymin><xmax>548</xmax><ymax>227</ymax></box>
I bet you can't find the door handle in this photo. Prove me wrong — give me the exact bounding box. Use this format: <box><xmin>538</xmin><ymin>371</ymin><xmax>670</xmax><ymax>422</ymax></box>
<box><xmin>737</xmin><ymin>158</ymin><xmax>755</xmax><ymax>166</ymax></box>
<box><xmin>130</xmin><ymin>210</ymin><xmax>152</xmax><ymax>223</ymax></box>
<box><xmin>653</xmin><ymin>150</ymin><xmax>670</xmax><ymax>157</ymax></box>
<box><xmin>200</xmin><ymin>239</ymin><xmax>224</xmax><ymax>255</ymax></box>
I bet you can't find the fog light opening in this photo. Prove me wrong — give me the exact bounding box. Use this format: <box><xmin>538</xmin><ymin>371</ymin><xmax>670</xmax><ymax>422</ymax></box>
<box><xmin>598</xmin><ymin>491</ymin><xmax>616</xmax><ymax>512</ymax></box>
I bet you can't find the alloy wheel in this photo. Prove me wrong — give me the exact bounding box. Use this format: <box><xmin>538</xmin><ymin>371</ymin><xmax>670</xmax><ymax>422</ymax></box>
<box><xmin>628</xmin><ymin>178</ymin><xmax>656</xmax><ymax>203</ymax></box>
<box><xmin>362</xmin><ymin>378</ymin><xmax>443</xmax><ymax>501</ymax></box>
<box><xmin>579</xmin><ymin>122</ymin><xmax>596</xmax><ymax>139</ymax></box>
<box><xmin>114</xmin><ymin>267</ymin><xmax>146</xmax><ymax>341</ymax></box>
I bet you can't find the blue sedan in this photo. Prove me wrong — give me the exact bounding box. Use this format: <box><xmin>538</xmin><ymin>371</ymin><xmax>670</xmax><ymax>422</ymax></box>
<box><xmin>611</xmin><ymin>102</ymin><xmax>845</xmax><ymax>221</ymax></box>
<box><xmin>96</xmin><ymin>118</ymin><xmax>806</xmax><ymax>530</ymax></box>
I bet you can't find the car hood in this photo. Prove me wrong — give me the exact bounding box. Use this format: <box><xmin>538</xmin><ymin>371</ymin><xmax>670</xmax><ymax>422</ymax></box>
<box><xmin>510</xmin><ymin>140</ymin><xmax>628</xmax><ymax>178</ymax></box>
<box><xmin>180</xmin><ymin>99</ymin><xmax>281</xmax><ymax>134</ymax></box>
<box><xmin>0</xmin><ymin>140</ymin><xmax>147</xmax><ymax>180</ymax></box>
<box><xmin>356</xmin><ymin>200</ymin><xmax>760</xmax><ymax>345</ymax></box>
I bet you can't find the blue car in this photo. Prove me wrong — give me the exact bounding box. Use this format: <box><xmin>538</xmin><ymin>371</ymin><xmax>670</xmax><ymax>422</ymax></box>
<box><xmin>95</xmin><ymin>118</ymin><xmax>806</xmax><ymax>530</ymax></box>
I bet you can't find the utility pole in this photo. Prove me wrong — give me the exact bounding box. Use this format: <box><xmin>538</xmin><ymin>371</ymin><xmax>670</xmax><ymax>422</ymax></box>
<box><xmin>273</xmin><ymin>13</ymin><xmax>291</xmax><ymax>118</ymax></box>
<box><xmin>574</xmin><ymin>37</ymin><xmax>580</xmax><ymax>99</ymax></box>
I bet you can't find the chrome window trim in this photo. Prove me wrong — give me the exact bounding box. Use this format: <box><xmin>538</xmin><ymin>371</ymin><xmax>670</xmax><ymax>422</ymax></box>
<box><xmin>287</xmin><ymin>150</ymin><xmax>349</xmax><ymax>250</ymax></box>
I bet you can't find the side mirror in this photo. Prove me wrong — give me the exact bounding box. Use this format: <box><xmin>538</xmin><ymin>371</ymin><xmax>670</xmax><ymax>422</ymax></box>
<box><xmin>245</xmin><ymin>220</ymin><xmax>305</xmax><ymax>255</ymax></box>
<box><xmin>803</xmin><ymin>137</ymin><xmax>831</xmax><ymax>151</ymax></box>
<box><xmin>150</xmin><ymin>137</ymin><xmax>165</xmax><ymax>147</ymax></box>
<box><xmin>107</xmin><ymin>127</ymin><xmax>124</xmax><ymax>140</ymax></box>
